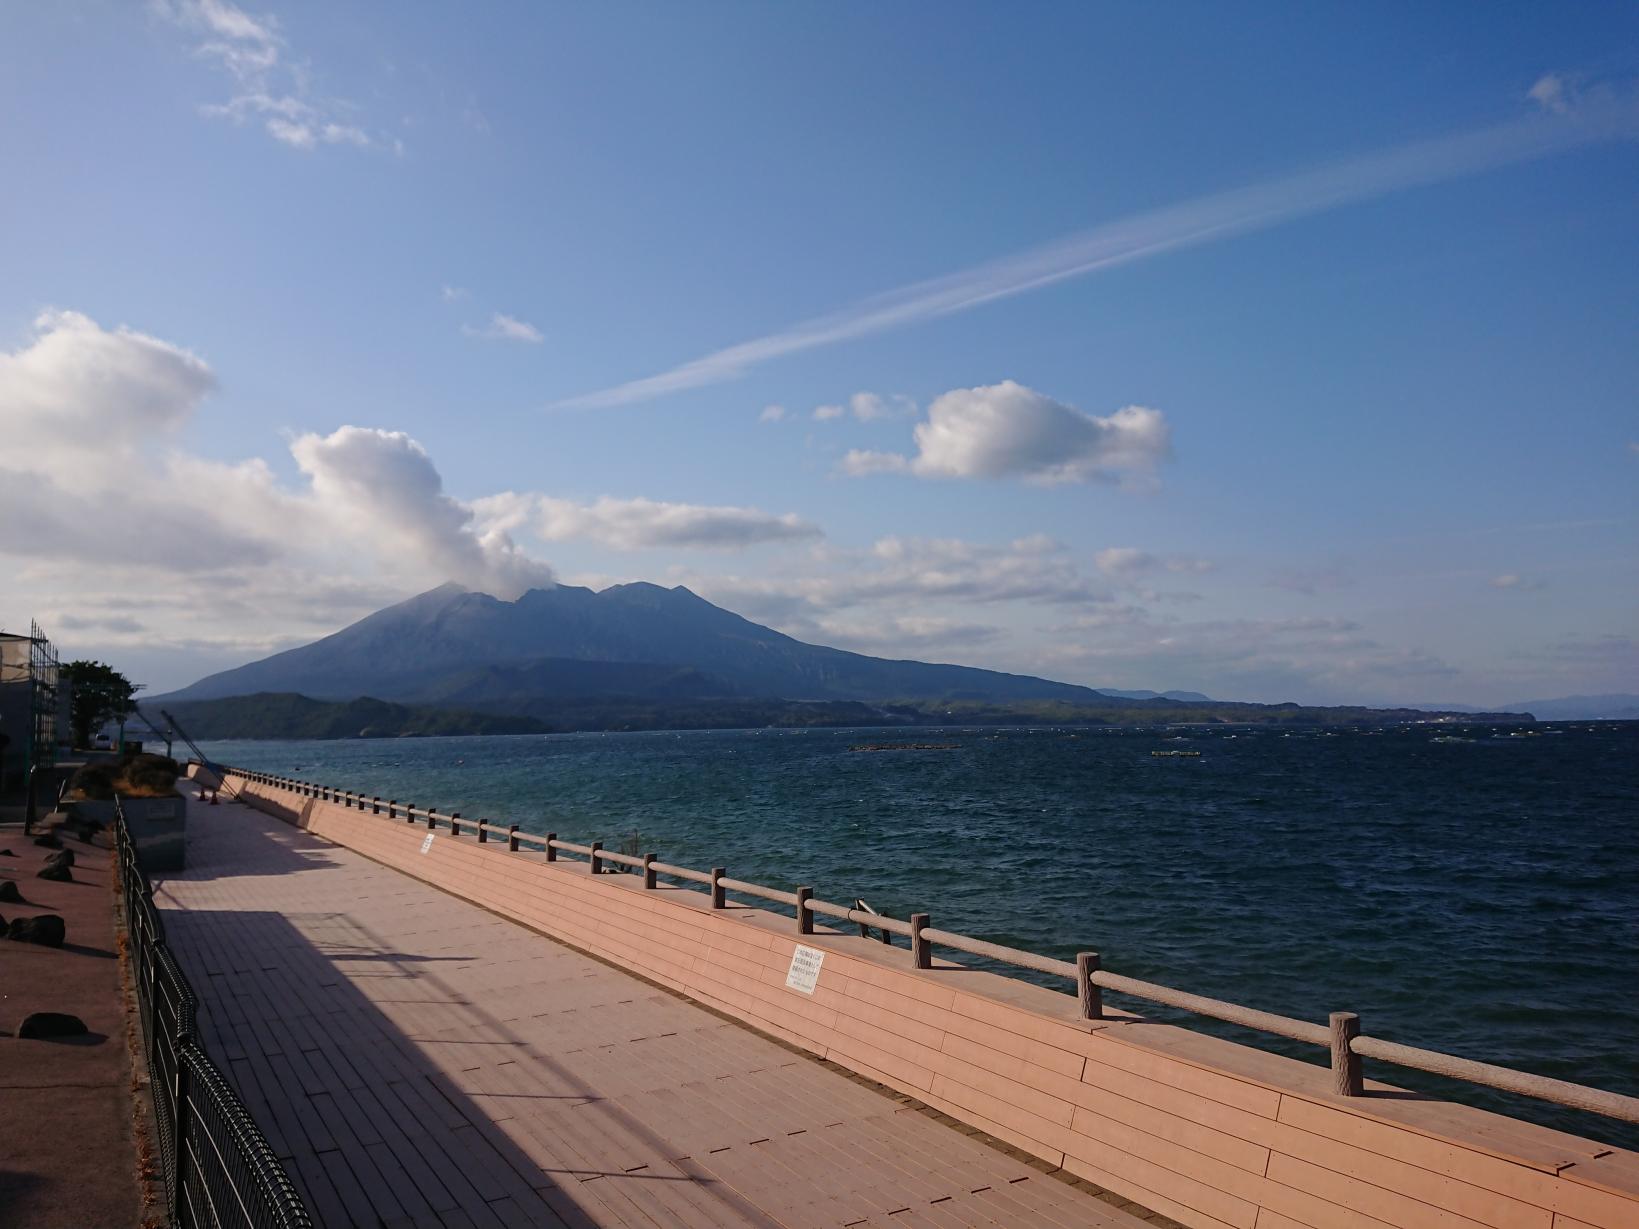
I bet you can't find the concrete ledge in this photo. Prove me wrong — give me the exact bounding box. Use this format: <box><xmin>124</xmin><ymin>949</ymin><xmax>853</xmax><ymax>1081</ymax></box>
<box><xmin>227</xmin><ymin>773</ymin><xmax>1639</xmax><ymax>1229</ymax></box>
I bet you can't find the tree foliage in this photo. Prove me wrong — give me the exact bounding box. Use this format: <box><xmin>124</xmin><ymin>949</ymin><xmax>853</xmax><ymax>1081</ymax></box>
<box><xmin>61</xmin><ymin>660</ymin><xmax>137</xmax><ymax>748</ymax></box>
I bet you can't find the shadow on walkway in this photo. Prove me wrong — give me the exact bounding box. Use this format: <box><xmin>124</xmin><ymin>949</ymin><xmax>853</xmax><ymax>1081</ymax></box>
<box><xmin>160</xmin><ymin>905</ymin><xmax>781</xmax><ymax>1229</ymax></box>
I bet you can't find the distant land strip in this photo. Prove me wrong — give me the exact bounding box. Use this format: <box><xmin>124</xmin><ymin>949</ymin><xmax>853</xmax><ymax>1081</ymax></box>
<box><xmin>165</xmin><ymin>691</ymin><xmax>1533</xmax><ymax>740</ymax></box>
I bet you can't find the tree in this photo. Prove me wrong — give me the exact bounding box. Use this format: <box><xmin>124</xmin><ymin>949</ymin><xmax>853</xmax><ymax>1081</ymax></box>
<box><xmin>61</xmin><ymin>660</ymin><xmax>137</xmax><ymax>749</ymax></box>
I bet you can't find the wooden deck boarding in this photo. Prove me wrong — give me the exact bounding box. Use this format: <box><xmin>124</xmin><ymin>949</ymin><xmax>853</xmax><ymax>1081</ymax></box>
<box><xmin>150</xmin><ymin>786</ymin><xmax>1152</xmax><ymax>1228</ymax></box>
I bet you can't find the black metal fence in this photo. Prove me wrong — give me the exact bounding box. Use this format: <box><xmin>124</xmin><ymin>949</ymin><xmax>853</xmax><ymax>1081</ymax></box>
<box><xmin>115</xmin><ymin>802</ymin><xmax>314</xmax><ymax>1229</ymax></box>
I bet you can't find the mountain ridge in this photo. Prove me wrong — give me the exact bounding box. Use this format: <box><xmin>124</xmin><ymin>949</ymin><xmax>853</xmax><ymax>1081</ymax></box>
<box><xmin>160</xmin><ymin>581</ymin><xmax>1129</xmax><ymax>708</ymax></box>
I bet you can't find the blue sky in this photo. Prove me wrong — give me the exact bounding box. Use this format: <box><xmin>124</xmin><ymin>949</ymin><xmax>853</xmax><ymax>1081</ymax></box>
<box><xmin>1</xmin><ymin>2</ymin><xmax>1634</xmax><ymax>705</ymax></box>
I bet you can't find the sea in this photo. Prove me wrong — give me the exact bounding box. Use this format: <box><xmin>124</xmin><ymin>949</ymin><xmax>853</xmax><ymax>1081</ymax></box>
<box><xmin>196</xmin><ymin>719</ymin><xmax>1639</xmax><ymax>1149</ymax></box>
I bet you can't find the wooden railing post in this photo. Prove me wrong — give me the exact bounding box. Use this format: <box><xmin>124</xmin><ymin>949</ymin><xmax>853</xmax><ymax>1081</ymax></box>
<box><xmin>643</xmin><ymin>854</ymin><xmax>657</xmax><ymax>889</ymax></box>
<box><xmin>545</xmin><ymin>833</ymin><xmax>557</xmax><ymax>862</ymax></box>
<box><xmin>427</xmin><ymin>807</ymin><xmax>438</xmax><ymax>831</ymax></box>
<box><xmin>711</xmin><ymin>868</ymin><xmax>726</xmax><ymax>909</ymax></box>
<box><xmin>796</xmin><ymin>886</ymin><xmax>814</xmax><ymax>934</ymax></box>
<box><xmin>1331</xmin><ymin>1012</ymin><xmax>1363</xmax><ymax>1096</ymax></box>
<box><xmin>508</xmin><ymin>824</ymin><xmax>519</xmax><ymax>852</ymax></box>
<box><xmin>372</xmin><ymin>796</ymin><xmax>380</xmax><ymax>815</ymax></box>
<box><xmin>388</xmin><ymin>799</ymin><xmax>397</xmax><ymax>819</ymax></box>
<box><xmin>911</xmin><ymin>913</ymin><xmax>931</xmax><ymax>968</ymax></box>
<box><xmin>450</xmin><ymin>812</ymin><xmax>461</xmax><ymax>837</ymax></box>
<box><xmin>1077</xmin><ymin>952</ymin><xmax>1103</xmax><ymax>1020</ymax></box>
<box><xmin>589</xmin><ymin>841</ymin><xmax>602</xmax><ymax>875</ymax></box>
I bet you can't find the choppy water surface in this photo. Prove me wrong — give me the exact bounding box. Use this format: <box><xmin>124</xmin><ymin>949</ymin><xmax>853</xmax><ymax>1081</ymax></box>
<box><xmin>199</xmin><ymin>721</ymin><xmax>1639</xmax><ymax>1147</ymax></box>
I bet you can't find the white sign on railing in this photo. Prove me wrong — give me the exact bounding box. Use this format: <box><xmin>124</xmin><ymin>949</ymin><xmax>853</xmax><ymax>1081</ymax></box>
<box><xmin>785</xmin><ymin>944</ymin><xmax>825</xmax><ymax>994</ymax></box>
<box><xmin>420</xmin><ymin>834</ymin><xmax>435</xmax><ymax>855</ymax></box>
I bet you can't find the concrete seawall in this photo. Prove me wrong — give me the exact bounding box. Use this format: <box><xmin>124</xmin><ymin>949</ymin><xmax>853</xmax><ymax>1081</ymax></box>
<box><xmin>224</xmin><ymin>771</ymin><xmax>1639</xmax><ymax>1229</ymax></box>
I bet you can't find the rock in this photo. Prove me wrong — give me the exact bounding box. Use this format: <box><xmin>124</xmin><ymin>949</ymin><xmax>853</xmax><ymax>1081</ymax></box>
<box><xmin>17</xmin><ymin>1012</ymin><xmax>88</xmax><ymax>1039</ymax></box>
<box><xmin>31</xmin><ymin>833</ymin><xmax>62</xmax><ymax>849</ymax></box>
<box><xmin>0</xmin><ymin>882</ymin><xmax>24</xmax><ymax>903</ymax></box>
<box><xmin>36</xmin><ymin>863</ymin><xmax>72</xmax><ymax>883</ymax></box>
<box><xmin>43</xmin><ymin>848</ymin><xmax>75</xmax><ymax>868</ymax></box>
<box><xmin>8</xmin><ymin>914</ymin><xmax>66</xmax><ymax>946</ymax></box>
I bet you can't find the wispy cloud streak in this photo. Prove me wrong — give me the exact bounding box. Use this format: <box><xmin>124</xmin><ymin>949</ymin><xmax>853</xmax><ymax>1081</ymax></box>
<box><xmin>557</xmin><ymin>101</ymin><xmax>1636</xmax><ymax>409</ymax></box>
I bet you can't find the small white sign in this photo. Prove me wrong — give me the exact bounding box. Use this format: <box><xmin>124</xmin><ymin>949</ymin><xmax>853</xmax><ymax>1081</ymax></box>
<box><xmin>785</xmin><ymin>944</ymin><xmax>825</xmax><ymax>995</ymax></box>
<box><xmin>420</xmin><ymin>833</ymin><xmax>435</xmax><ymax>855</ymax></box>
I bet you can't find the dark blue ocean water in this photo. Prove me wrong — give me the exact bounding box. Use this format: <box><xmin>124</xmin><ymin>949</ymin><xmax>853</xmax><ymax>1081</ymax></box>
<box><xmin>198</xmin><ymin>721</ymin><xmax>1639</xmax><ymax>1148</ymax></box>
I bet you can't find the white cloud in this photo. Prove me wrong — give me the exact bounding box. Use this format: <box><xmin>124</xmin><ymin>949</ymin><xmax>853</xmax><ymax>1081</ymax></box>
<box><xmin>812</xmin><ymin>391</ymin><xmax>917</xmax><ymax>424</ymax></box>
<box><xmin>1528</xmin><ymin>74</ymin><xmax>1569</xmax><ymax>115</ymax></box>
<box><xmin>157</xmin><ymin>0</ymin><xmax>381</xmax><ymax>152</ymax></box>
<box><xmin>838</xmin><ymin>449</ymin><xmax>909</xmax><ymax>476</ymax></box>
<box><xmin>557</xmin><ymin>98</ymin><xmax>1633</xmax><ymax>409</ymax></box>
<box><xmin>758</xmin><ymin>404</ymin><xmax>787</xmax><ymax>423</ymax></box>
<box><xmin>849</xmin><ymin>391</ymin><xmax>914</xmax><ymax>421</ymax></box>
<box><xmin>1095</xmin><ymin>547</ymin><xmax>1156</xmax><ymax>578</ymax></box>
<box><xmin>1490</xmin><ymin>573</ymin><xmax>1546</xmax><ymax>591</ymax></box>
<box><xmin>1094</xmin><ymin>549</ymin><xmax>1212</xmax><ymax>579</ymax></box>
<box><xmin>475</xmin><ymin>493</ymin><xmax>821</xmax><ymax>551</ymax></box>
<box><xmin>0</xmin><ymin>309</ymin><xmax>214</xmax><ymax>474</ymax></box>
<box><xmin>815</xmin><ymin>614</ymin><xmax>1001</xmax><ymax>653</ymax></box>
<box><xmin>462</xmin><ymin>312</ymin><xmax>544</xmax><ymax>344</ymax></box>
<box><xmin>686</xmin><ymin>534</ymin><xmax>1114</xmax><ymax>622</ymax></box>
<box><xmin>1038</xmin><ymin>609</ymin><xmax>1460</xmax><ymax>702</ymax></box>
<box><xmin>0</xmin><ymin>308</ymin><xmax>547</xmax><ymax>599</ymax></box>
<box><xmin>843</xmin><ymin>381</ymin><xmax>1171</xmax><ymax>485</ymax></box>
<box><xmin>441</xmin><ymin>285</ymin><xmax>471</xmax><ymax>302</ymax></box>
<box><xmin>289</xmin><ymin>426</ymin><xmax>554</xmax><ymax>598</ymax></box>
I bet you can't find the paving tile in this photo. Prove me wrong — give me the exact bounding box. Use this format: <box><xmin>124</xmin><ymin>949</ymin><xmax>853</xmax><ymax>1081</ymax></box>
<box><xmin>157</xmin><ymin>786</ymin><xmax>1156</xmax><ymax>1228</ymax></box>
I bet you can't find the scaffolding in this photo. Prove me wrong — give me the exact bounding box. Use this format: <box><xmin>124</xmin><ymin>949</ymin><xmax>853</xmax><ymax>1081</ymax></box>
<box><xmin>0</xmin><ymin>620</ymin><xmax>60</xmax><ymax>795</ymax></box>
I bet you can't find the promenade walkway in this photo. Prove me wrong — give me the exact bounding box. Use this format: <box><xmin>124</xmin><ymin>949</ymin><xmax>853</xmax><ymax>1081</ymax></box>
<box><xmin>151</xmin><ymin>788</ymin><xmax>1150</xmax><ymax>1229</ymax></box>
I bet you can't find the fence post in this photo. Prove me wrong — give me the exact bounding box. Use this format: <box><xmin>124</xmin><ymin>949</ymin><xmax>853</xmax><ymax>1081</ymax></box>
<box><xmin>451</xmin><ymin>812</ymin><xmax>462</xmax><ymax>837</ymax></box>
<box><xmin>545</xmin><ymin>833</ymin><xmax>557</xmax><ymax>862</ymax></box>
<box><xmin>910</xmin><ymin>913</ymin><xmax>931</xmax><ymax>968</ymax></box>
<box><xmin>643</xmin><ymin>854</ymin><xmax>657</xmax><ymax>889</ymax></box>
<box><xmin>711</xmin><ymin>867</ymin><xmax>726</xmax><ymax>909</ymax></box>
<box><xmin>172</xmin><ymin>1047</ymin><xmax>192</xmax><ymax>1220</ymax></box>
<box><xmin>478</xmin><ymin>818</ymin><xmax>487</xmax><ymax>843</ymax></box>
<box><xmin>427</xmin><ymin>807</ymin><xmax>438</xmax><ymax>831</ymax></box>
<box><xmin>508</xmin><ymin>824</ymin><xmax>519</xmax><ymax>852</ymax></box>
<box><xmin>372</xmin><ymin>796</ymin><xmax>380</xmax><ymax>815</ymax></box>
<box><xmin>796</xmin><ymin>886</ymin><xmax>814</xmax><ymax>934</ymax></box>
<box><xmin>589</xmin><ymin>840</ymin><xmax>603</xmax><ymax>875</ymax></box>
<box><xmin>1077</xmin><ymin>952</ymin><xmax>1103</xmax><ymax>1020</ymax></box>
<box><xmin>1330</xmin><ymin>1012</ymin><xmax>1363</xmax><ymax>1096</ymax></box>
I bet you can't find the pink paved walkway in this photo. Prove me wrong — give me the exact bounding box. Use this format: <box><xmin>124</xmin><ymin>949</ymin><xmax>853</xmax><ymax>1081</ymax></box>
<box><xmin>152</xmin><ymin>788</ymin><xmax>1148</xmax><ymax>1229</ymax></box>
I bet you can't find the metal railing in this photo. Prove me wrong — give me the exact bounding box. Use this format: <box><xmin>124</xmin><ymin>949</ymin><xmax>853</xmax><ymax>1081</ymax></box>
<box><xmin>116</xmin><ymin>800</ymin><xmax>314</xmax><ymax>1229</ymax></box>
<box><xmin>223</xmin><ymin>764</ymin><xmax>1639</xmax><ymax>1130</ymax></box>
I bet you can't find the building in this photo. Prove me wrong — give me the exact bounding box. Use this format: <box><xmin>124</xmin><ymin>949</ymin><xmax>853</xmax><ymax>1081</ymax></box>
<box><xmin>0</xmin><ymin>620</ymin><xmax>61</xmax><ymax>796</ymax></box>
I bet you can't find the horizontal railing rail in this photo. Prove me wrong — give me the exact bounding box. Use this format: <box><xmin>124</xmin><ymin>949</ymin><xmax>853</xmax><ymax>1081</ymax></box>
<box><xmin>116</xmin><ymin>798</ymin><xmax>314</xmax><ymax>1228</ymax></box>
<box><xmin>214</xmin><ymin>762</ymin><xmax>1639</xmax><ymax>1128</ymax></box>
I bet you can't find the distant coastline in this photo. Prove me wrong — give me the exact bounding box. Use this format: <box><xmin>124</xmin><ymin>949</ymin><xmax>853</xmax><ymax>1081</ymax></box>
<box><xmin>163</xmin><ymin>690</ymin><xmax>1536</xmax><ymax>741</ymax></box>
